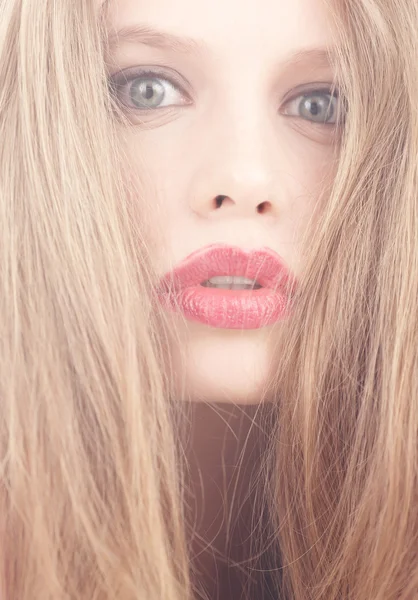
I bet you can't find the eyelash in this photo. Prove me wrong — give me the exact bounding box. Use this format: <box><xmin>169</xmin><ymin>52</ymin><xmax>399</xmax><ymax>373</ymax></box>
<box><xmin>108</xmin><ymin>68</ymin><xmax>342</xmax><ymax>125</ymax></box>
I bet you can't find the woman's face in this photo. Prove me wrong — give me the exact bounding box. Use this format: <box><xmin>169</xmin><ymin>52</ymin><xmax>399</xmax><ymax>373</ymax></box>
<box><xmin>105</xmin><ymin>0</ymin><xmax>340</xmax><ymax>403</ymax></box>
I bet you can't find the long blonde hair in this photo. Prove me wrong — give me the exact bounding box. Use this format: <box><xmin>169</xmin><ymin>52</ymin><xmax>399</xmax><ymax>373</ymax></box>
<box><xmin>270</xmin><ymin>1</ymin><xmax>418</xmax><ymax>598</ymax></box>
<box><xmin>0</xmin><ymin>1</ymin><xmax>189</xmax><ymax>598</ymax></box>
<box><xmin>0</xmin><ymin>0</ymin><xmax>416</xmax><ymax>599</ymax></box>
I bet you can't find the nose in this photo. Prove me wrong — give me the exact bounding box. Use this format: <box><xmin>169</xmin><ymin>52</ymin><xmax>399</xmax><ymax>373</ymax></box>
<box><xmin>188</xmin><ymin>112</ymin><xmax>280</xmax><ymax>219</ymax></box>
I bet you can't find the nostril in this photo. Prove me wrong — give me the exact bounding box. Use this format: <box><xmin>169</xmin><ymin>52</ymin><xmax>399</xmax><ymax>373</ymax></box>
<box><xmin>257</xmin><ymin>201</ymin><xmax>271</xmax><ymax>214</ymax></box>
<box><xmin>213</xmin><ymin>196</ymin><xmax>272</xmax><ymax>213</ymax></box>
<box><xmin>215</xmin><ymin>195</ymin><xmax>227</xmax><ymax>208</ymax></box>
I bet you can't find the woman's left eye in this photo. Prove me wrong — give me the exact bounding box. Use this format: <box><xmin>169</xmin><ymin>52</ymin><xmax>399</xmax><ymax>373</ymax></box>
<box><xmin>109</xmin><ymin>70</ymin><xmax>190</xmax><ymax>111</ymax></box>
<box><xmin>282</xmin><ymin>90</ymin><xmax>342</xmax><ymax>125</ymax></box>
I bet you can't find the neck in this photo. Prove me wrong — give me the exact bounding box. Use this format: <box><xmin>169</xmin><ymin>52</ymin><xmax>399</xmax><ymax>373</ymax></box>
<box><xmin>183</xmin><ymin>402</ymin><xmax>273</xmax><ymax>600</ymax></box>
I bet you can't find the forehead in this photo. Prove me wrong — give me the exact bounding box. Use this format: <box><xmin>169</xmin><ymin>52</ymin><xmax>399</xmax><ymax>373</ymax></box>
<box><xmin>105</xmin><ymin>0</ymin><xmax>333</xmax><ymax>57</ymax></box>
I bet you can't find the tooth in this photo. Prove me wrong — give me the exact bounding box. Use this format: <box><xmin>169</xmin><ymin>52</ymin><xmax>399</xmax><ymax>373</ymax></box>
<box><xmin>207</xmin><ymin>276</ymin><xmax>255</xmax><ymax>285</ymax></box>
<box><xmin>201</xmin><ymin>275</ymin><xmax>262</xmax><ymax>290</ymax></box>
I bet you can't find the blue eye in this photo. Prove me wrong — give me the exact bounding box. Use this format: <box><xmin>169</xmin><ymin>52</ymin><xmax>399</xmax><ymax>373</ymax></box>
<box><xmin>108</xmin><ymin>70</ymin><xmax>344</xmax><ymax>127</ymax></box>
<box><xmin>109</xmin><ymin>69</ymin><xmax>190</xmax><ymax>111</ymax></box>
<box><xmin>283</xmin><ymin>90</ymin><xmax>342</xmax><ymax>124</ymax></box>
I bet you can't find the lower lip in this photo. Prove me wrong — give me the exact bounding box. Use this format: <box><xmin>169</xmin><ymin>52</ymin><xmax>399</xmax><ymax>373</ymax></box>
<box><xmin>159</xmin><ymin>285</ymin><xmax>290</xmax><ymax>329</ymax></box>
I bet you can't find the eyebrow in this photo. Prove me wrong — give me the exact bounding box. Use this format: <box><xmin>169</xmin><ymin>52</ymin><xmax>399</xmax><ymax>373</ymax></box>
<box><xmin>107</xmin><ymin>24</ymin><xmax>204</xmax><ymax>54</ymax></box>
<box><xmin>106</xmin><ymin>23</ymin><xmax>335</xmax><ymax>69</ymax></box>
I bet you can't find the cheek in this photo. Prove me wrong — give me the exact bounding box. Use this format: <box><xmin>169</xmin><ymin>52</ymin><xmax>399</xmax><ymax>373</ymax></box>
<box><xmin>119</xmin><ymin>132</ymin><xmax>187</xmax><ymax>251</ymax></box>
<box><xmin>263</xmin><ymin>151</ymin><xmax>337</xmax><ymax>276</ymax></box>
<box><xmin>285</xmin><ymin>148</ymin><xmax>337</xmax><ymax>224</ymax></box>
<box><xmin>126</xmin><ymin>133</ymin><xmax>187</xmax><ymax>215</ymax></box>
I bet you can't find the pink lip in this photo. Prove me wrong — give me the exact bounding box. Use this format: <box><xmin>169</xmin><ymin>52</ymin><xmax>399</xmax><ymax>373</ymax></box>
<box><xmin>157</xmin><ymin>244</ymin><xmax>296</xmax><ymax>329</ymax></box>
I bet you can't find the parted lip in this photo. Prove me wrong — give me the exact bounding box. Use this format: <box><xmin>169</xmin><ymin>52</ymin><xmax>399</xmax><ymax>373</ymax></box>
<box><xmin>156</xmin><ymin>244</ymin><xmax>296</xmax><ymax>329</ymax></box>
<box><xmin>158</xmin><ymin>244</ymin><xmax>295</xmax><ymax>292</ymax></box>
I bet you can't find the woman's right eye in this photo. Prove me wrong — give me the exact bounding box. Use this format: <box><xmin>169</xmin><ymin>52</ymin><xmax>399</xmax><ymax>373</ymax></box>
<box><xmin>108</xmin><ymin>69</ymin><xmax>191</xmax><ymax>111</ymax></box>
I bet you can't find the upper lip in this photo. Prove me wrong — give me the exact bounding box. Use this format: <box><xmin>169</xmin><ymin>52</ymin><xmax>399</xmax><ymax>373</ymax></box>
<box><xmin>159</xmin><ymin>244</ymin><xmax>294</xmax><ymax>292</ymax></box>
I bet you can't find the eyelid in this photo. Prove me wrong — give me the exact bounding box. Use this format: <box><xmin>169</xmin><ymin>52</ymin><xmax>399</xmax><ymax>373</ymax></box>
<box><xmin>281</xmin><ymin>83</ymin><xmax>339</xmax><ymax>104</ymax></box>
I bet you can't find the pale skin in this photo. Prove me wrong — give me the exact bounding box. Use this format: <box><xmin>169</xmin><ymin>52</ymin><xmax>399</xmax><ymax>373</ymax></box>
<box><xmin>104</xmin><ymin>0</ymin><xmax>339</xmax><ymax>596</ymax></box>
<box><xmin>104</xmin><ymin>0</ymin><xmax>340</xmax><ymax>405</ymax></box>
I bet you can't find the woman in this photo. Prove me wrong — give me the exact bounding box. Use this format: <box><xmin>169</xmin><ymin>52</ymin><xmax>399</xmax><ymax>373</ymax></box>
<box><xmin>0</xmin><ymin>0</ymin><xmax>416</xmax><ymax>598</ymax></box>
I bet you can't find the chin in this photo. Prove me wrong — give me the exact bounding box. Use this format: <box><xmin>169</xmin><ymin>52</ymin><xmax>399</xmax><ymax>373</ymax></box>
<box><xmin>170</xmin><ymin>318</ymin><xmax>274</xmax><ymax>404</ymax></box>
